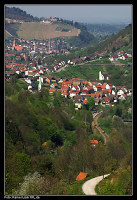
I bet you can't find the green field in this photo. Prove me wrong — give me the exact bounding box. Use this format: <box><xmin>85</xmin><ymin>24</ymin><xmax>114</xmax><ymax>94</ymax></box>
<box><xmin>51</xmin><ymin>62</ymin><xmax>132</xmax><ymax>88</ymax></box>
<box><xmin>51</xmin><ymin>64</ymin><xmax>105</xmax><ymax>81</ymax></box>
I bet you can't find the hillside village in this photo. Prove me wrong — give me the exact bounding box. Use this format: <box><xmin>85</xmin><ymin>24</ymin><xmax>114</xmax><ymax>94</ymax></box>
<box><xmin>48</xmin><ymin>76</ymin><xmax>132</xmax><ymax>109</ymax></box>
<box><xmin>5</xmin><ymin>38</ymin><xmax>132</xmax><ymax>110</ymax></box>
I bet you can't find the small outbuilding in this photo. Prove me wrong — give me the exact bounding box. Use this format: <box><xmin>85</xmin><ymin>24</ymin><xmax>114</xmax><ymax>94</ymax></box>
<box><xmin>76</xmin><ymin>172</ymin><xmax>88</xmax><ymax>181</ymax></box>
<box><xmin>90</xmin><ymin>139</ymin><xmax>99</xmax><ymax>147</ymax></box>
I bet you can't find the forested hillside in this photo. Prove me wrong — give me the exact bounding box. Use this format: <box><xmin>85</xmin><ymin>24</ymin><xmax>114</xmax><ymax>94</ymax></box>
<box><xmin>5</xmin><ymin>6</ymin><xmax>97</xmax><ymax>48</ymax></box>
<box><xmin>5</xmin><ymin>77</ymin><xmax>94</xmax><ymax>194</ymax></box>
<box><xmin>83</xmin><ymin>23</ymin><xmax>127</xmax><ymax>37</ymax></box>
<box><xmin>51</xmin><ymin>23</ymin><xmax>132</xmax><ymax>62</ymax></box>
<box><xmin>91</xmin><ymin>23</ymin><xmax>132</xmax><ymax>54</ymax></box>
<box><xmin>5</xmin><ymin>75</ymin><xmax>132</xmax><ymax>195</ymax></box>
<box><xmin>66</xmin><ymin>21</ymin><xmax>98</xmax><ymax>48</ymax></box>
<box><xmin>5</xmin><ymin>6</ymin><xmax>40</xmax><ymax>22</ymax></box>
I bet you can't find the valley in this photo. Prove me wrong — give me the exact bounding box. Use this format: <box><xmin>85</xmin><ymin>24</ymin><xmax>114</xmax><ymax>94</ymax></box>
<box><xmin>4</xmin><ymin>5</ymin><xmax>132</xmax><ymax>196</ymax></box>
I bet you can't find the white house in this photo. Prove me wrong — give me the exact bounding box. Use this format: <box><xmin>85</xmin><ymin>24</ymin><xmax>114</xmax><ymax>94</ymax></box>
<box><xmin>118</xmin><ymin>94</ymin><xmax>127</xmax><ymax>100</ymax></box>
<box><xmin>71</xmin><ymin>85</ymin><xmax>80</xmax><ymax>90</ymax></box>
<box><xmin>28</xmin><ymin>85</ymin><xmax>32</xmax><ymax>91</ymax></box>
<box><xmin>25</xmin><ymin>71</ymin><xmax>28</xmax><ymax>76</ymax></box>
<box><xmin>69</xmin><ymin>90</ymin><xmax>78</xmax><ymax>98</ymax></box>
<box><xmin>93</xmin><ymin>85</ymin><xmax>98</xmax><ymax>92</ymax></box>
<box><xmin>105</xmin><ymin>84</ymin><xmax>110</xmax><ymax>90</ymax></box>
<box><xmin>112</xmin><ymin>90</ymin><xmax>116</xmax><ymax>95</ymax></box>
<box><xmin>127</xmin><ymin>89</ymin><xmax>132</xmax><ymax>96</ymax></box>
<box><xmin>117</xmin><ymin>89</ymin><xmax>124</xmax><ymax>96</ymax></box>
<box><xmin>75</xmin><ymin>102</ymin><xmax>82</xmax><ymax>110</ymax></box>
<box><xmin>25</xmin><ymin>78</ymin><xmax>31</xmax><ymax>84</ymax></box>
<box><xmin>15</xmin><ymin>70</ymin><xmax>20</xmax><ymax>74</ymax></box>
<box><xmin>109</xmin><ymin>55</ymin><xmax>118</xmax><ymax>61</ymax></box>
<box><xmin>58</xmin><ymin>78</ymin><xmax>63</xmax><ymax>83</ymax></box>
<box><xmin>33</xmin><ymin>72</ymin><xmax>40</xmax><ymax>77</ymax></box>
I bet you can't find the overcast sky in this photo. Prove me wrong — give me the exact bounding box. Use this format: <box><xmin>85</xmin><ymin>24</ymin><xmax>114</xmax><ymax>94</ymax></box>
<box><xmin>6</xmin><ymin>4</ymin><xmax>132</xmax><ymax>24</ymax></box>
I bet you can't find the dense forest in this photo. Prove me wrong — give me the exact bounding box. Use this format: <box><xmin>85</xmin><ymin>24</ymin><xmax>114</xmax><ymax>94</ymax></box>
<box><xmin>5</xmin><ymin>6</ymin><xmax>40</xmax><ymax>22</ymax></box>
<box><xmin>5</xmin><ymin>75</ymin><xmax>132</xmax><ymax>195</ymax></box>
<box><xmin>65</xmin><ymin>21</ymin><xmax>98</xmax><ymax>48</ymax></box>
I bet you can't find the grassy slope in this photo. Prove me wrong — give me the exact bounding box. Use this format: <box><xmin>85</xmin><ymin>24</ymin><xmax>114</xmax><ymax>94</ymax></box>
<box><xmin>95</xmin><ymin>166</ymin><xmax>132</xmax><ymax>195</ymax></box>
<box><xmin>17</xmin><ymin>22</ymin><xmax>80</xmax><ymax>40</ymax></box>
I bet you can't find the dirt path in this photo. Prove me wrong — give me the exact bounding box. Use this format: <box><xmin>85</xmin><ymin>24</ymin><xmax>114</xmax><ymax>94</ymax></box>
<box><xmin>82</xmin><ymin>174</ymin><xmax>110</xmax><ymax>195</ymax></box>
<box><xmin>92</xmin><ymin>111</ymin><xmax>109</xmax><ymax>145</ymax></box>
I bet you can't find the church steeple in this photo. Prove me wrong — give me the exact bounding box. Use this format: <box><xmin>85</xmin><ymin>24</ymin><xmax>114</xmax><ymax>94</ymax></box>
<box><xmin>38</xmin><ymin>77</ymin><xmax>42</xmax><ymax>91</ymax></box>
<box><xmin>12</xmin><ymin>39</ymin><xmax>16</xmax><ymax>50</ymax></box>
<box><xmin>13</xmin><ymin>39</ymin><xmax>15</xmax><ymax>46</ymax></box>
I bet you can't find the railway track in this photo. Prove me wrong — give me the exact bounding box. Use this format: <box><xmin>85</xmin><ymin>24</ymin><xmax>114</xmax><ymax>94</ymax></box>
<box><xmin>92</xmin><ymin>111</ymin><xmax>109</xmax><ymax>145</ymax></box>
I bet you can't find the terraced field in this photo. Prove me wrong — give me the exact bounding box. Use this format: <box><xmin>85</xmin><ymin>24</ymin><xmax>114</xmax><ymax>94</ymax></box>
<box><xmin>17</xmin><ymin>22</ymin><xmax>81</xmax><ymax>40</ymax></box>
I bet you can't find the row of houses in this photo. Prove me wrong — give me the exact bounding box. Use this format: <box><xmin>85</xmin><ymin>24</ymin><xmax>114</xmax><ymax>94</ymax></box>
<box><xmin>6</xmin><ymin>38</ymin><xmax>69</xmax><ymax>56</ymax></box>
<box><xmin>109</xmin><ymin>50</ymin><xmax>132</xmax><ymax>61</ymax></box>
<box><xmin>47</xmin><ymin>76</ymin><xmax>132</xmax><ymax>109</ymax></box>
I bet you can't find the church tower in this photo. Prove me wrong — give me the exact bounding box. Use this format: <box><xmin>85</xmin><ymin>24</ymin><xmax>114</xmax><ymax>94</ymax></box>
<box><xmin>99</xmin><ymin>71</ymin><xmax>104</xmax><ymax>81</ymax></box>
<box><xmin>38</xmin><ymin>77</ymin><xmax>42</xmax><ymax>91</ymax></box>
<box><xmin>12</xmin><ymin>39</ymin><xmax>16</xmax><ymax>50</ymax></box>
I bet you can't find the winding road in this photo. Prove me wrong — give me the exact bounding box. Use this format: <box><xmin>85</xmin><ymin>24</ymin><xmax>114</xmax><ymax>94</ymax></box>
<box><xmin>82</xmin><ymin>174</ymin><xmax>110</xmax><ymax>195</ymax></box>
<box><xmin>81</xmin><ymin>112</ymin><xmax>110</xmax><ymax>195</ymax></box>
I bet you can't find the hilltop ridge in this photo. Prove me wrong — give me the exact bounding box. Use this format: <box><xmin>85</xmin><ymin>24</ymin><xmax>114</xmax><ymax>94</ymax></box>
<box><xmin>5</xmin><ymin>6</ymin><xmax>97</xmax><ymax>48</ymax></box>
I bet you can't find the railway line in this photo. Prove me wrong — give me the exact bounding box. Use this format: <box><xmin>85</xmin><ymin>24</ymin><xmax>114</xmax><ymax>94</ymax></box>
<box><xmin>92</xmin><ymin>111</ymin><xmax>109</xmax><ymax>145</ymax></box>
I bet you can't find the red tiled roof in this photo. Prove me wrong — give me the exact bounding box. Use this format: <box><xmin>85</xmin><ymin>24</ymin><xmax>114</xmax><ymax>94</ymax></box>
<box><xmin>91</xmin><ymin>93</ymin><xmax>100</xmax><ymax>98</ymax></box>
<box><xmin>90</xmin><ymin>139</ymin><xmax>98</xmax><ymax>144</ymax></box>
<box><xmin>61</xmin><ymin>86</ymin><xmax>69</xmax><ymax>90</ymax></box>
<box><xmin>62</xmin><ymin>81</ymin><xmax>72</xmax><ymax>86</ymax></box>
<box><xmin>57</xmin><ymin>89</ymin><xmax>61</xmax><ymax>93</ymax></box>
<box><xmin>76</xmin><ymin>172</ymin><xmax>88</xmax><ymax>181</ymax></box>
<box><xmin>124</xmin><ymin>54</ymin><xmax>128</xmax><ymax>58</ymax></box>
<box><xmin>96</xmin><ymin>90</ymin><xmax>103</xmax><ymax>94</ymax></box>
<box><xmin>5</xmin><ymin>71</ymin><xmax>14</xmax><ymax>75</ymax></box>
<box><xmin>28</xmin><ymin>72</ymin><xmax>34</xmax><ymax>75</ymax></box>
<box><xmin>83</xmin><ymin>100</ymin><xmax>87</xmax><ymax>104</ymax></box>
<box><xmin>5</xmin><ymin>65</ymin><xmax>12</xmax><ymax>69</ymax></box>
<box><xmin>52</xmin><ymin>83</ymin><xmax>58</xmax><ymax>86</ymax></box>
<box><xmin>103</xmin><ymin>89</ymin><xmax>111</xmax><ymax>94</ymax></box>
<box><xmin>120</xmin><ymin>51</ymin><xmax>125</xmax><ymax>54</ymax></box>
<box><xmin>69</xmin><ymin>90</ymin><xmax>80</xmax><ymax>93</ymax></box>
<box><xmin>82</xmin><ymin>80</ymin><xmax>89</xmax><ymax>85</ymax></box>
<box><xmin>101</xmin><ymin>82</ymin><xmax>107</xmax><ymax>89</ymax></box>
<box><xmin>103</xmin><ymin>97</ymin><xmax>112</xmax><ymax>102</ymax></box>
<box><xmin>49</xmin><ymin>88</ymin><xmax>56</xmax><ymax>92</ymax></box>
<box><xmin>13</xmin><ymin>46</ymin><xmax>23</xmax><ymax>51</ymax></box>
<box><xmin>80</xmin><ymin>90</ymin><xmax>89</xmax><ymax>93</ymax></box>
<box><xmin>61</xmin><ymin>91</ymin><xmax>68</xmax><ymax>95</ymax></box>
